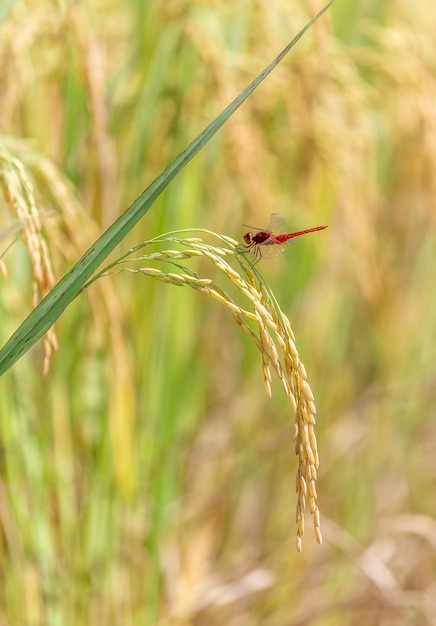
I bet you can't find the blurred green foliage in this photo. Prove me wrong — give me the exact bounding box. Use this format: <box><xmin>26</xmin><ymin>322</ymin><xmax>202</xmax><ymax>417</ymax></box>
<box><xmin>1</xmin><ymin>0</ymin><xmax>436</xmax><ymax>624</ymax></box>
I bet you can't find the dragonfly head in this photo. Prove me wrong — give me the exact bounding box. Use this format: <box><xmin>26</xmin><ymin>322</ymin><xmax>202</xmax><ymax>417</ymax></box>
<box><xmin>243</xmin><ymin>232</ymin><xmax>254</xmax><ymax>245</ymax></box>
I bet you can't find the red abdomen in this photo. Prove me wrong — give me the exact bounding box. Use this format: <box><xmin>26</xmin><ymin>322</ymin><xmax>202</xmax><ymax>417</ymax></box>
<box><xmin>275</xmin><ymin>233</ymin><xmax>293</xmax><ymax>244</ymax></box>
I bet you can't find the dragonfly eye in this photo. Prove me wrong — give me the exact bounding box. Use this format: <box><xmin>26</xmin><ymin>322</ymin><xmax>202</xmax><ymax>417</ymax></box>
<box><xmin>243</xmin><ymin>232</ymin><xmax>253</xmax><ymax>244</ymax></box>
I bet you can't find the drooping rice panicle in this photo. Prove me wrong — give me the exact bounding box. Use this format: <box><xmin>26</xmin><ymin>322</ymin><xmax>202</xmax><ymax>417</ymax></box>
<box><xmin>87</xmin><ymin>229</ymin><xmax>322</xmax><ymax>550</ymax></box>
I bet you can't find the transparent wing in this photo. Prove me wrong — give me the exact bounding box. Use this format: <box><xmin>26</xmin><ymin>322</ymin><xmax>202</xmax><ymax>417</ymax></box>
<box><xmin>251</xmin><ymin>238</ymin><xmax>288</xmax><ymax>259</ymax></box>
<box><xmin>266</xmin><ymin>213</ymin><xmax>285</xmax><ymax>232</ymax></box>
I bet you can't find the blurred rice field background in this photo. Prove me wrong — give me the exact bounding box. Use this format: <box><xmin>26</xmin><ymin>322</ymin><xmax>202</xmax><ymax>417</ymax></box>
<box><xmin>1</xmin><ymin>0</ymin><xmax>436</xmax><ymax>624</ymax></box>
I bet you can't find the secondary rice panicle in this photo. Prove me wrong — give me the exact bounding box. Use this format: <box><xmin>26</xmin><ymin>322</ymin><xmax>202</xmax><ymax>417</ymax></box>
<box><xmin>90</xmin><ymin>229</ymin><xmax>323</xmax><ymax>550</ymax></box>
<box><xmin>0</xmin><ymin>141</ymin><xmax>58</xmax><ymax>373</ymax></box>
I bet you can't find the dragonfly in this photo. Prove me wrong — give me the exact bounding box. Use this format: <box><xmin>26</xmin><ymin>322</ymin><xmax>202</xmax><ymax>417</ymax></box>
<box><xmin>242</xmin><ymin>213</ymin><xmax>328</xmax><ymax>263</ymax></box>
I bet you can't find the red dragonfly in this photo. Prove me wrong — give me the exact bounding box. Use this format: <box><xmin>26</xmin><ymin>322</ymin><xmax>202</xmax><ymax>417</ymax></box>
<box><xmin>243</xmin><ymin>213</ymin><xmax>327</xmax><ymax>263</ymax></box>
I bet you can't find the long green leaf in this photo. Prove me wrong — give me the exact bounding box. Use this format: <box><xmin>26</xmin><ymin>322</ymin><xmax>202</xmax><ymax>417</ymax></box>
<box><xmin>0</xmin><ymin>1</ymin><xmax>333</xmax><ymax>376</ymax></box>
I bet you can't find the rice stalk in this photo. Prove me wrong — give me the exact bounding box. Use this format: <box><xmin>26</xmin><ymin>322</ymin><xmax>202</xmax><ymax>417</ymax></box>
<box><xmin>88</xmin><ymin>229</ymin><xmax>323</xmax><ymax>550</ymax></box>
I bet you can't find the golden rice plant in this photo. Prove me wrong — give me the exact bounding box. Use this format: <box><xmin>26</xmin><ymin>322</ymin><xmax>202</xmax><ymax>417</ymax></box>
<box><xmin>88</xmin><ymin>229</ymin><xmax>323</xmax><ymax>550</ymax></box>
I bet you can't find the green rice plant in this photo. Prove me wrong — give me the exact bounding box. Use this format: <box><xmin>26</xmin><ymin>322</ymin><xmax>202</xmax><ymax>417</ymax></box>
<box><xmin>9</xmin><ymin>0</ymin><xmax>436</xmax><ymax>623</ymax></box>
<box><xmin>0</xmin><ymin>1</ymin><xmax>334</xmax><ymax>376</ymax></box>
<box><xmin>0</xmin><ymin>17</ymin><xmax>333</xmax><ymax>624</ymax></box>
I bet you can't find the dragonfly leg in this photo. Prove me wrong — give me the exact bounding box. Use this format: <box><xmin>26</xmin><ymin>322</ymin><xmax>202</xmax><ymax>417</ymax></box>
<box><xmin>240</xmin><ymin>242</ymin><xmax>261</xmax><ymax>266</ymax></box>
<box><xmin>252</xmin><ymin>245</ymin><xmax>262</xmax><ymax>265</ymax></box>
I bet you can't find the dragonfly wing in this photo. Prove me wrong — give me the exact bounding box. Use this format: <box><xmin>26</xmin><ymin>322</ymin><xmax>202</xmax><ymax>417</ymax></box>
<box><xmin>266</xmin><ymin>213</ymin><xmax>285</xmax><ymax>232</ymax></box>
<box><xmin>255</xmin><ymin>238</ymin><xmax>288</xmax><ymax>259</ymax></box>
